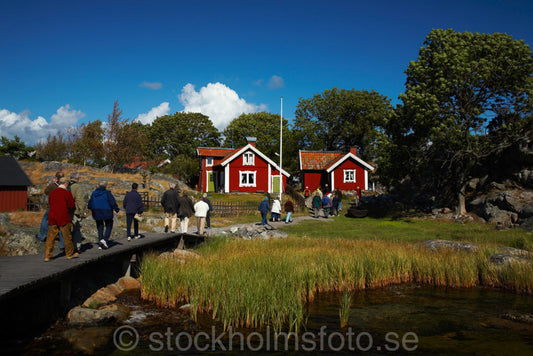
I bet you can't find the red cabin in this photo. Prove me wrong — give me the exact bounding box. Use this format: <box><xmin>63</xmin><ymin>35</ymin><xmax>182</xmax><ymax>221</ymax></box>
<box><xmin>197</xmin><ymin>137</ymin><xmax>289</xmax><ymax>193</ymax></box>
<box><xmin>299</xmin><ymin>147</ymin><xmax>374</xmax><ymax>192</ymax></box>
<box><xmin>0</xmin><ymin>156</ymin><xmax>34</xmax><ymax>211</ymax></box>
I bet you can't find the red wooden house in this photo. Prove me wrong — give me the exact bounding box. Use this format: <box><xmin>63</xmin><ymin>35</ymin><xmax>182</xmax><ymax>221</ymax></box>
<box><xmin>299</xmin><ymin>147</ymin><xmax>374</xmax><ymax>192</ymax></box>
<box><xmin>0</xmin><ymin>156</ymin><xmax>34</xmax><ymax>211</ymax></box>
<box><xmin>197</xmin><ymin>137</ymin><xmax>289</xmax><ymax>193</ymax></box>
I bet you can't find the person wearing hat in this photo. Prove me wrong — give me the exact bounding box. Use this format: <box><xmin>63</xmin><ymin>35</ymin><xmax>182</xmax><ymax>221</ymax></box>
<box><xmin>45</xmin><ymin>177</ymin><xmax>77</xmax><ymax>261</ymax></box>
<box><xmin>69</xmin><ymin>172</ymin><xmax>85</xmax><ymax>253</ymax></box>
<box><xmin>37</xmin><ymin>171</ymin><xmax>65</xmax><ymax>245</ymax></box>
<box><xmin>258</xmin><ymin>196</ymin><xmax>270</xmax><ymax>226</ymax></box>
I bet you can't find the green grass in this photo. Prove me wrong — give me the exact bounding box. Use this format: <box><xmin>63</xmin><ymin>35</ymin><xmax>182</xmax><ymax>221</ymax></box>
<box><xmin>282</xmin><ymin>215</ymin><xmax>533</xmax><ymax>248</ymax></box>
<box><xmin>139</xmin><ymin>216</ymin><xmax>533</xmax><ymax>333</ymax></box>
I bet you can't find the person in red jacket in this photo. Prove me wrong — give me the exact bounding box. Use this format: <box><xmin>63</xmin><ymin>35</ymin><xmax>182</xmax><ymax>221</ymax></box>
<box><xmin>45</xmin><ymin>177</ymin><xmax>77</xmax><ymax>261</ymax></box>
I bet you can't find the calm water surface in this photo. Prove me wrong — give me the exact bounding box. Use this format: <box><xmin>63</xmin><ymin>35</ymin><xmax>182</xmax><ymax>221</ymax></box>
<box><xmin>23</xmin><ymin>285</ymin><xmax>533</xmax><ymax>355</ymax></box>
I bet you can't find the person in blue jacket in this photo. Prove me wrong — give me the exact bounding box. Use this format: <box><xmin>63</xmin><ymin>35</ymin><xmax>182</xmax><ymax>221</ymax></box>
<box><xmin>88</xmin><ymin>180</ymin><xmax>120</xmax><ymax>249</ymax></box>
<box><xmin>123</xmin><ymin>183</ymin><xmax>144</xmax><ymax>240</ymax></box>
<box><xmin>258</xmin><ymin>197</ymin><xmax>270</xmax><ymax>226</ymax></box>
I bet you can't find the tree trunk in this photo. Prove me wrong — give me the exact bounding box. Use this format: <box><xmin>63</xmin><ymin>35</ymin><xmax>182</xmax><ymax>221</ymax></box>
<box><xmin>456</xmin><ymin>183</ymin><xmax>467</xmax><ymax>215</ymax></box>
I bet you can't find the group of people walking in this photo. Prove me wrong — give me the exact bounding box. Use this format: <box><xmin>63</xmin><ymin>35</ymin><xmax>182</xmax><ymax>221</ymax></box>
<box><xmin>160</xmin><ymin>183</ymin><xmax>213</xmax><ymax>236</ymax></box>
<box><xmin>311</xmin><ymin>188</ymin><xmax>342</xmax><ymax>218</ymax></box>
<box><xmin>40</xmin><ymin>171</ymin><xmax>146</xmax><ymax>261</ymax></box>
<box><xmin>258</xmin><ymin>196</ymin><xmax>295</xmax><ymax>225</ymax></box>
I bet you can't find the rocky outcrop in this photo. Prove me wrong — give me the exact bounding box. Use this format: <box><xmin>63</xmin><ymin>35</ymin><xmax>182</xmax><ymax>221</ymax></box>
<box><xmin>159</xmin><ymin>248</ymin><xmax>201</xmax><ymax>262</ymax></box>
<box><xmin>469</xmin><ymin>189</ymin><xmax>532</xmax><ymax>229</ymax></box>
<box><xmin>68</xmin><ymin>304</ymin><xmax>130</xmax><ymax>326</ymax></box>
<box><xmin>68</xmin><ymin>276</ymin><xmax>140</xmax><ymax>326</ymax></box>
<box><xmin>207</xmin><ymin>223</ymin><xmax>289</xmax><ymax>240</ymax></box>
<box><xmin>419</xmin><ymin>239</ymin><xmax>478</xmax><ymax>253</ymax></box>
<box><xmin>419</xmin><ymin>240</ymin><xmax>532</xmax><ymax>267</ymax></box>
<box><xmin>488</xmin><ymin>253</ymin><xmax>531</xmax><ymax>266</ymax></box>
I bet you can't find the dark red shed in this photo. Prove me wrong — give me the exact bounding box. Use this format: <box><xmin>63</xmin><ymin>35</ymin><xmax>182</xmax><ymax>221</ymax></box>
<box><xmin>0</xmin><ymin>156</ymin><xmax>34</xmax><ymax>212</ymax></box>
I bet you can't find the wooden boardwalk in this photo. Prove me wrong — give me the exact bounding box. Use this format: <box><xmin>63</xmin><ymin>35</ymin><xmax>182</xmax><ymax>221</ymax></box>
<box><xmin>0</xmin><ymin>232</ymin><xmax>203</xmax><ymax>301</ymax></box>
<box><xmin>0</xmin><ymin>231</ymin><xmax>204</xmax><ymax>343</ymax></box>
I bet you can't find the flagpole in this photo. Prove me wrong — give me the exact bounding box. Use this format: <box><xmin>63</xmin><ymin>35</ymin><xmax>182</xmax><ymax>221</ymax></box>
<box><xmin>279</xmin><ymin>96</ymin><xmax>283</xmax><ymax>201</ymax></box>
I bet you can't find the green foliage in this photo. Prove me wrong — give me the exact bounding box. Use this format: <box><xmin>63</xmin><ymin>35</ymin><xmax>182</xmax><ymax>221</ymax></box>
<box><xmin>104</xmin><ymin>100</ymin><xmax>147</xmax><ymax>169</ymax></box>
<box><xmin>222</xmin><ymin>112</ymin><xmax>299</xmax><ymax>177</ymax></box>
<box><xmin>35</xmin><ymin>132</ymin><xmax>69</xmax><ymax>161</ymax></box>
<box><xmin>67</xmin><ymin>120</ymin><xmax>106</xmax><ymax>166</ymax></box>
<box><xmin>293</xmin><ymin>87</ymin><xmax>392</xmax><ymax>160</ymax></box>
<box><xmin>339</xmin><ymin>291</ymin><xmax>352</xmax><ymax>328</ymax></box>
<box><xmin>147</xmin><ymin>112</ymin><xmax>220</xmax><ymax>158</ymax></box>
<box><xmin>0</xmin><ymin>136</ymin><xmax>35</xmax><ymax>159</ymax></box>
<box><xmin>382</xmin><ymin>29</ymin><xmax>533</xmax><ymax>211</ymax></box>
<box><xmin>161</xmin><ymin>154</ymin><xmax>200</xmax><ymax>185</ymax></box>
<box><xmin>222</xmin><ymin>112</ymin><xmax>288</xmax><ymax>157</ymax></box>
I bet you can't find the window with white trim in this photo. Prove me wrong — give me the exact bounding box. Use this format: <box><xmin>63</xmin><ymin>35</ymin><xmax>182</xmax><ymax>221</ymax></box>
<box><xmin>243</xmin><ymin>152</ymin><xmax>254</xmax><ymax>165</ymax></box>
<box><xmin>240</xmin><ymin>171</ymin><xmax>256</xmax><ymax>187</ymax></box>
<box><xmin>206</xmin><ymin>157</ymin><xmax>213</xmax><ymax>167</ymax></box>
<box><xmin>344</xmin><ymin>169</ymin><xmax>356</xmax><ymax>183</ymax></box>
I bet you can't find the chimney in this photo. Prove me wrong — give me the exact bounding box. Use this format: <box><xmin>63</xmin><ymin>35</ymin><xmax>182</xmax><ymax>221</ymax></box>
<box><xmin>246</xmin><ymin>136</ymin><xmax>257</xmax><ymax>147</ymax></box>
<box><xmin>349</xmin><ymin>147</ymin><xmax>358</xmax><ymax>156</ymax></box>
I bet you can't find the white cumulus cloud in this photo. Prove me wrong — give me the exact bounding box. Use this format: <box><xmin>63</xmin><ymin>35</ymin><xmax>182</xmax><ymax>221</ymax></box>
<box><xmin>134</xmin><ymin>102</ymin><xmax>171</xmax><ymax>125</ymax></box>
<box><xmin>0</xmin><ymin>105</ymin><xmax>85</xmax><ymax>144</ymax></box>
<box><xmin>178</xmin><ymin>82</ymin><xmax>267</xmax><ymax>130</ymax></box>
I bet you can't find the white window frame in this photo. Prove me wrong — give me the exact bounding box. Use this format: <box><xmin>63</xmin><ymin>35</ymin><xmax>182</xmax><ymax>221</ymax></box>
<box><xmin>239</xmin><ymin>171</ymin><xmax>256</xmax><ymax>187</ymax></box>
<box><xmin>344</xmin><ymin>169</ymin><xmax>356</xmax><ymax>183</ymax></box>
<box><xmin>206</xmin><ymin>157</ymin><xmax>213</xmax><ymax>167</ymax></box>
<box><xmin>243</xmin><ymin>152</ymin><xmax>255</xmax><ymax>166</ymax></box>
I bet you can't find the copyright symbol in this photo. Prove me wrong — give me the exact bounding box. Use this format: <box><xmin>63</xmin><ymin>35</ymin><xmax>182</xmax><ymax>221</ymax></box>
<box><xmin>113</xmin><ymin>325</ymin><xmax>139</xmax><ymax>351</ymax></box>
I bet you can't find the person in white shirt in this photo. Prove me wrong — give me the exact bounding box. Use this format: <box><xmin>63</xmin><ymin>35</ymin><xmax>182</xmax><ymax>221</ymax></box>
<box><xmin>194</xmin><ymin>197</ymin><xmax>210</xmax><ymax>235</ymax></box>
<box><xmin>271</xmin><ymin>198</ymin><xmax>281</xmax><ymax>222</ymax></box>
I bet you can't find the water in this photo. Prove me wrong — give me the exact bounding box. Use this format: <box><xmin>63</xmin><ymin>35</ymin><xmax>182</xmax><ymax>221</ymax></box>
<box><xmin>21</xmin><ymin>285</ymin><xmax>533</xmax><ymax>355</ymax></box>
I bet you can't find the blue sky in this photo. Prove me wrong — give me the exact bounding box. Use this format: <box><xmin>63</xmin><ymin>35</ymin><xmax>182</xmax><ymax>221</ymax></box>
<box><xmin>1</xmin><ymin>0</ymin><xmax>532</xmax><ymax>144</ymax></box>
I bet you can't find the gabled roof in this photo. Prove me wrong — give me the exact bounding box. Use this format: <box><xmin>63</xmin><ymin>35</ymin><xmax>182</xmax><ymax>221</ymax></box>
<box><xmin>299</xmin><ymin>150</ymin><xmax>374</xmax><ymax>172</ymax></box>
<box><xmin>0</xmin><ymin>156</ymin><xmax>33</xmax><ymax>186</ymax></box>
<box><xmin>299</xmin><ymin>151</ymin><xmax>343</xmax><ymax>170</ymax></box>
<box><xmin>326</xmin><ymin>152</ymin><xmax>374</xmax><ymax>172</ymax></box>
<box><xmin>196</xmin><ymin>147</ymin><xmax>235</xmax><ymax>157</ymax></box>
<box><xmin>220</xmin><ymin>144</ymin><xmax>290</xmax><ymax>177</ymax></box>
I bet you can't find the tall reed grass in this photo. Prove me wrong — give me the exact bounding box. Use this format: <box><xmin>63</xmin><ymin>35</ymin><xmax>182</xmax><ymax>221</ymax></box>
<box><xmin>339</xmin><ymin>291</ymin><xmax>352</xmax><ymax>328</ymax></box>
<box><xmin>140</xmin><ymin>237</ymin><xmax>533</xmax><ymax>332</ymax></box>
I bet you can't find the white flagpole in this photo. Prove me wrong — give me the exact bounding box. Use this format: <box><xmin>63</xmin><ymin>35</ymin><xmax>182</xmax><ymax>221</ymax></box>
<box><xmin>279</xmin><ymin>96</ymin><xmax>283</xmax><ymax>201</ymax></box>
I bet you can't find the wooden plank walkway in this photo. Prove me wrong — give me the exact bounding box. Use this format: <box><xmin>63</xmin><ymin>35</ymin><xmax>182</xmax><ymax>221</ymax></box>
<box><xmin>0</xmin><ymin>232</ymin><xmax>203</xmax><ymax>302</ymax></box>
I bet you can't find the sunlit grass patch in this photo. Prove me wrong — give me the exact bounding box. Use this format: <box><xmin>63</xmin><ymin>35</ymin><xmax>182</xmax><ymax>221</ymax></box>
<box><xmin>140</xmin><ymin>235</ymin><xmax>533</xmax><ymax>333</ymax></box>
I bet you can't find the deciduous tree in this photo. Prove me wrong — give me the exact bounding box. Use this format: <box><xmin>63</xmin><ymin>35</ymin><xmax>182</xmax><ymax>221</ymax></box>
<box><xmin>68</xmin><ymin>120</ymin><xmax>105</xmax><ymax>166</ymax></box>
<box><xmin>147</xmin><ymin>112</ymin><xmax>220</xmax><ymax>158</ymax></box>
<box><xmin>382</xmin><ymin>29</ymin><xmax>533</xmax><ymax>213</ymax></box>
<box><xmin>104</xmin><ymin>100</ymin><xmax>147</xmax><ymax>170</ymax></box>
<box><xmin>293</xmin><ymin>88</ymin><xmax>392</xmax><ymax>160</ymax></box>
